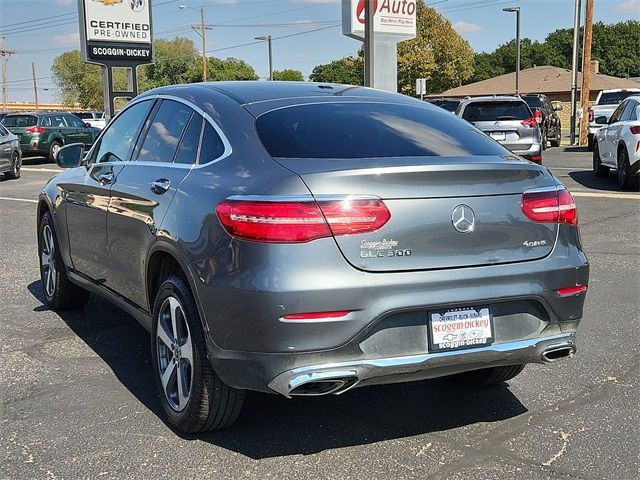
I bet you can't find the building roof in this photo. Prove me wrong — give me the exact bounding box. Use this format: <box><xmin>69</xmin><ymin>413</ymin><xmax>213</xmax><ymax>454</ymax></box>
<box><xmin>432</xmin><ymin>66</ymin><xmax>640</xmax><ymax>98</ymax></box>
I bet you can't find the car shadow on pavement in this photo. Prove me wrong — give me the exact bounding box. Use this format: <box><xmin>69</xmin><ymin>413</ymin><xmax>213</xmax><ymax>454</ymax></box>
<box><xmin>22</xmin><ymin>156</ymin><xmax>53</xmax><ymax>166</ymax></box>
<box><xmin>568</xmin><ymin>171</ymin><xmax>637</xmax><ymax>192</ymax></box>
<box><xmin>28</xmin><ymin>280</ymin><xmax>528</xmax><ymax>459</ymax></box>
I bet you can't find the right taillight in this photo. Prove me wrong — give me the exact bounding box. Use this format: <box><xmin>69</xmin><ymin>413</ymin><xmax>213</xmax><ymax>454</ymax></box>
<box><xmin>25</xmin><ymin>126</ymin><xmax>45</xmax><ymax>134</ymax></box>
<box><xmin>216</xmin><ymin>197</ymin><xmax>391</xmax><ymax>243</ymax></box>
<box><xmin>521</xmin><ymin>188</ymin><xmax>578</xmax><ymax>226</ymax></box>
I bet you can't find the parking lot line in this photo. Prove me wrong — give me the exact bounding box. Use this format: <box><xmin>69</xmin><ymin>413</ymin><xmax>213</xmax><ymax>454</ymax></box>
<box><xmin>0</xmin><ymin>196</ymin><xmax>38</xmax><ymax>204</ymax></box>
<box><xmin>571</xmin><ymin>191</ymin><xmax>640</xmax><ymax>200</ymax></box>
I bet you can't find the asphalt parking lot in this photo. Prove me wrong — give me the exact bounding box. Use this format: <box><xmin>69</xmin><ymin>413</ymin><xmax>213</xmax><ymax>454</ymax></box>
<box><xmin>1</xmin><ymin>148</ymin><xmax>638</xmax><ymax>480</ymax></box>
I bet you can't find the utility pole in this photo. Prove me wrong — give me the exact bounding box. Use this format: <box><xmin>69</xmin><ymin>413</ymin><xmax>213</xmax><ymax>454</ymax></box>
<box><xmin>364</xmin><ymin>0</ymin><xmax>374</xmax><ymax>87</ymax></box>
<box><xmin>0</xmin><ymin>36</ymin><xmax>16</xmax><ymax>111</ymax></box>
<box><xmin>579</xmin><ymin>0</ymin><xmax>594</xmax><ymax>147</ymax></box>
<box><xmin>569</xmin><ymin>0</ymin><xmax>582</xmax><ymax>145</ymax></box>
<box><xmin>32</xmin><ymin>62</ymin><xmax>39</xmax><ymax>112</ymax></box>
<box><xmin>179</xmin><ymin>5</ymin><xmax>212</xmax><ymax>82</ymax></box>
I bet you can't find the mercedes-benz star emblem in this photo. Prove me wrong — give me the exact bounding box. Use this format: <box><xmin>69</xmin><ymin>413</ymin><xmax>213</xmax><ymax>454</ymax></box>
<box><xmin>451</xmin><ymin>204</ymin><xmax>475</xmax><ymax>234</ymax></box>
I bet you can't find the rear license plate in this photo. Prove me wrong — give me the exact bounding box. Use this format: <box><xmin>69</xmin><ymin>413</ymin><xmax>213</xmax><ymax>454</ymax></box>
<box><xmin>428</xmin><ymin>307</ymin><xmax>494</xmax><ymax>353</ymax></box>
<box><xmin>489</xmin><ymin>132</ymin><xmax>506</xmax><ymax>141</ymax></box>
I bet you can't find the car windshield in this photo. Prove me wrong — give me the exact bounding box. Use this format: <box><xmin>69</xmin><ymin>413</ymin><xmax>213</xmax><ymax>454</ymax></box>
<box><xmin>1</xmin><ymin>115</ymin><xmax>38</xmax><ymax>127</ymax></box>
<box><xmin>256</xmin><ymin>102</ymin><xmax>507</xmax><ymax>158</ymax></box>
<box><xmin>523</xmin><ymin>97</ymin><xmax>543</xmax><ymax>109</ymax></box>
<box><xmin>598</xmin><ymin>91</ymin><xmax>639</xmax><ymax>105</ymax></box>
<box><xmin>462</xmin><ymin>101</ymin><xmax>531</xmax><ymax>122</ymax></box>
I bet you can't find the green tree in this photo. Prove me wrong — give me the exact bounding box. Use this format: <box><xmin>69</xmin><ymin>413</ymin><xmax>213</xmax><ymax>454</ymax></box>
<box><xmin>139</xmin><ymin>37</ymin><xmax>198</xmax><ymax>91</ymax></box>
<box><xmin>184</xmin><ymin>56</ymin><xmax>258</xmax><ymax>82</ymax></box>
<box><xmin>272</xmin><ymin>69</ymin><xmax>304</xmax><ymax>81</ymax></box>
<box><xmin>51</xmin><ymin>50</ymin><xmax>127</xmax><ymax>109</ymax></box>
<box><xmin>592</xmin><ymin>20</ymin><xmax>640</xmax><ymax>78</ymax></box>
<box><xmin>309</xmin><ymin>56</ymin><xmax>363</xmax><ymax>85</ymax></box>
<box><xmin>470</xmin><ymin>52</ymin><xmax>504</xmax><ymax>83</ymax></box>
<box><xmin>397</xmin><ymin>0</ymin><xmax>474</xmax><ymax>95</ymax></box>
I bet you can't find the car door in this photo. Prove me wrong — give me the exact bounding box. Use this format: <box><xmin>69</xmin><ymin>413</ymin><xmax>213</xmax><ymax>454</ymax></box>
<box><xmin>63</xmin><ymin>99</ymin><xmax>155</xmax><ymax>282</ymax></box>
<box><xmin>105</xmin><ymin>98</ymin><xmax>200</xmax><ymax>309</ymax></box>
<box><xmin>64</xmin><ymin>114</ymin><xmax>93</xmax><ymax>147</ymax></box>
<box><xmin>602</xmin><ymin>101</ymin><xmax>629</xmax><ymax>167</ymax></box>
<box><xmin>49</xmin><ymin>113</ymin><xmax>74</xmax><ymax>145</ymax></box>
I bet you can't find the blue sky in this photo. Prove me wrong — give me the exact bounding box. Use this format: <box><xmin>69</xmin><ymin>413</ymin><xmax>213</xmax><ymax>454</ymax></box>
<box><xmin>0</xmin><ymin>0</ymin><xmax>638</xmax><ymax>103</ymax></box>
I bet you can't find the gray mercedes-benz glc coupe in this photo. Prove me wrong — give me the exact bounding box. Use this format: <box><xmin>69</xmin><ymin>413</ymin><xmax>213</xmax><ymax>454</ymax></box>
<box><xmin>38</xmin><ymin>82</ymin><xmax>589</xmax><ymax>433</ymax></box>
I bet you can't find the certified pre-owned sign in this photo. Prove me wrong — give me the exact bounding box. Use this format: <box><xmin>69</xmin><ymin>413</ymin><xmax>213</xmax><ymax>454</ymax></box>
<box><xmin>80</xmin><ymin>0</ymin><xmax>153</xmax><ymax>63</ymax></box>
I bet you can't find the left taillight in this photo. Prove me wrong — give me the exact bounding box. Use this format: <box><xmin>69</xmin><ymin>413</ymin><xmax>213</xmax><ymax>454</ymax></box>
<box><xmin>521</xmin><ymin>188</ymin><xmax>578</xmax><ymax>226</ymax></box>
<box><xmin>216</xmin><ymin>197</ymin><xmax>391</xmax><ymax>243</ymax></box>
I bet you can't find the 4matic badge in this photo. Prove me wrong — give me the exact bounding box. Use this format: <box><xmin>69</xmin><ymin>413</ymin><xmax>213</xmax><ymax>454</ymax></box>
<box><xmin>360</xmin><ymin>238</ymin><xmax>412</xmax><ymax>258</ymax></box>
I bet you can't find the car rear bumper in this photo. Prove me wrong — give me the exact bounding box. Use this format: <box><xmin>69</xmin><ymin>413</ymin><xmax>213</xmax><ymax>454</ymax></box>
<box><xmin>508</xmin><ymin>142</ymin><xmax>543</xmax><ymax>161</ymax></box>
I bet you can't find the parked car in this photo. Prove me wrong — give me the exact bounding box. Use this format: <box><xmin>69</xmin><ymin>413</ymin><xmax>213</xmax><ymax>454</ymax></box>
<box><xmin>592</xmin><ymin>95</ymin><xmax>640</xmax><ymax>189</ymax></box>
<box><xmin>1</xmin><ymin>112</ymin><xmax>99</xmax><ymax>161</ymax></box>
<box><xmin>456</xmin><ymin>96</ymin><xmax>543</xmax><ymax>163</ymax></box>
<box><xmin>587</xmin><ymin>88</ymin><xmax>640</xmax><ymax>150</ymax></box>
<box><xmin>0</xmin><ymin>122</ymin><xmax>22</xmax><ymax>180</ymax></box>
<box><xmin>39</xmin><ymin>82</ymin><xmax>588</xmax><ymax>433</ymax></box>
<box><xmin>71</xmin><ymin>111</ymin><xmax>106</xmax><ymax>130</ymax></box>
<box><xmin>426</xmin><ymin>97</ymin><xmax>461</xmax><ymax>113</ymax></box>
<box><xmin>521</xmin><ymin>93</ymin><xmax>562</xmax><ymax>148</ymax></box>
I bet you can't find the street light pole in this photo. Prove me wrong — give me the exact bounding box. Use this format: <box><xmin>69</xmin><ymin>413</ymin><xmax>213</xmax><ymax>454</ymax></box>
<box><xmin>364</xmin><ymin>0</ymin><xmax>375</xmax><ymax>87</ymax></box>
<box><xmin>179</xmin><ymin>5</ymin><xmax>211</xmax><ymax>82</ymax></box>
<box><xmin>503</xmin><ymin>7</ymin><xmax>520</xmax><ymax>94</ymax></box>
<box><xmin>254</xmin><ymin>35</ymin><xmax>273</xmax><ymax>80</ymax></box>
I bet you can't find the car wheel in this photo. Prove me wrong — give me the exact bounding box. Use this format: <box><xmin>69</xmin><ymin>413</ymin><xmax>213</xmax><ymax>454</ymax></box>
<box><xmin>38</xmin><ymin>211</ymin><xmax>90</xmax><ymax>310</ymax></box>
<box><xmin>550</xmin><ymin>124</ymin><xmax>561</xmax><ymax>147</ymax></box>
<box><xmin>4</xmin><ymin>150</ymin><xmax>21</xmax><ymax>179</ymax></box>
<box><xmin>592</xmin><ymin>142</ymin><xmax>609</xmax><ymax>178</ymax></box>
<box><xmin>541</xmin><ymin>128</ymin><xmax>547</xmax><ymax>150</ymax></box>
<box><xmin>617</xmin><ymin>147</ymin><xmax>636</xmax><ymax>190</ymax></box>
<box><xmin>587</xmin><ymin>134</ymin><xmax>594</xmax><ymax>152</ymax></box>
<box><xmin>450</xmin><ymin>364</ymin><xmax>525</xmax><ymax>386</ymax></box>
<box><xmin>151</xmin><ymin>275</ymin><xmax>245</xmax><ymax>433</ymax></box>
<box><xmin>49</xmin><ymin>141</ymin><xmax>62</xmax><ymax>162</ymax></box>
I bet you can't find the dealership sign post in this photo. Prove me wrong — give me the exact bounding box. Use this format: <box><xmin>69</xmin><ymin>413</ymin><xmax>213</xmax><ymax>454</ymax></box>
<box><xmin>78</xmin><ymin>0</ymin><xmax>154</xmax><ymax>118</ymax></box>
<box><xmin>342</xmin><ymin>0</ymin><xmax>416</xmax><ymax>92</ymax></box>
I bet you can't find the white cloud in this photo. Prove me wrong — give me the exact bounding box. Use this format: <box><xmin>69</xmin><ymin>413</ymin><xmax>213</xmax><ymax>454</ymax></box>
<box><xmin>53</xmin><ymin>32</ymin><xmax>80</xmax><ymax>46</ymax></box>
<box><xmin>453</xmin><ymin>21</ymin><xmax>482</xmax><ymax>33</ymax></box>
<box><xmin>55</xmin><ymin>0</ymin><xmax>73</xmax><ymax>5</ymax></box>
<box><xmin>615</xmin><ymin>0</ymin><xmax>640</xmax><ymax>13</ymax></box>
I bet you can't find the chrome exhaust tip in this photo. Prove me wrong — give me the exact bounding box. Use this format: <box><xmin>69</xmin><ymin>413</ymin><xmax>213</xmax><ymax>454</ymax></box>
<box><xmin>541</xmin><ymin>345</ymin><xmax>576</xmax><ymax>363</ymax></box>
<box><xmin>284</xmin><ymin>370</ymin><xmax>359</xmax><ymax>397</ymax></box>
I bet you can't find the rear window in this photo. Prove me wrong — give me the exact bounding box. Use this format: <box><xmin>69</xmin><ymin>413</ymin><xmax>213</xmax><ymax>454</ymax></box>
<box><xmin>428</xmin><ymin>100</ymin><xmax>460</xmax><ymax>112</ymax></box>
<box><xmin>1</xmin><ymin>115</ymin><xmax>38</xmax><ymax>127</ymax></box>
<box><xmin>462</xmin><ymin>101</ymin><xmax>532</xmax><ymax>122</ymax></box>
<box><xmin>598</xmin><ymin>91</ymin><xmax>639</xmax><ymax>105</ymax></box>
<box><xmin>73</xmin><ymin>112</ymin><xmax>93</xmax><ymax>119</ymax></box>
<box><xmin>256</xmin><ymin>103</ymin><xmax>506</xmax><ymax>159</ymax></box>
<box><xmin>522</xmin><ymin>97</ymin><xmax>543</xmax><ymax>109</ymax></box>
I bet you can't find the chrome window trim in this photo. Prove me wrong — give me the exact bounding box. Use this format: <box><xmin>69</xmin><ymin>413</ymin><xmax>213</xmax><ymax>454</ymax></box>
<box><xmin>226</xmin><ymin>194</ymin><xmax>381</xmax><ymax>202</ymax></box>
<box><xmin>84</xmin><ymin>94</ymin><xmax>232</xmax><ymax>170</ymax></box>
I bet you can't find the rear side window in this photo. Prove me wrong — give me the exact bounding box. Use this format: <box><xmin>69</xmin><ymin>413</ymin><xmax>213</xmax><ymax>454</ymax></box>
<box><xmin>175</xmin><ymin>115</ymin><xmax>203</xmax><ymax>165</ymax></box>
<box><xmin>1</xmin><ymin>115</ymin><xmax>37</xmax><ymax>127</ymax></box>
<box><xmin>66</xmin><ymin>115</ymin><xmax>85</xmax><ymax>128</ymax></box>
<box><xmin>199</xmin><ymin>122</ymin><xmax>226</xmax><ymax>163</ymax></box>
<box><xmin>462</xmin><ymin>101</ymin><xmax>532</xmax><ymax>122</ymax></box>
<box><xmin>256</xmin><ymin>102</ymin><xmax>506</xmax><ymax>159</ymax></box>
<box><xmin>137</xmin><ymin>100</ymin><xmax>192</xmax><ymax>163</ymax></box>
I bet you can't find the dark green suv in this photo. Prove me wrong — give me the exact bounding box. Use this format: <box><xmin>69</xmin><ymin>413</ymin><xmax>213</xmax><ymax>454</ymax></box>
<box><xmin>1</xmin><ymin>112</ymin><xmax>100</xmax><ymax>161</ymax></box>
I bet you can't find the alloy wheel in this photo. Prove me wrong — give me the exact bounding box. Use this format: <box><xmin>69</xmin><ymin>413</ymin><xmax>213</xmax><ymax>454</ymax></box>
<box><xmin>12</xmin><ymin>152</ymin><xmax>20</xmax><ymax>177</ymax></box>
<box><xmin>51</xmin><ymin>143</ymin><xmax>61</xmax><ymax>158</ymax></box>
<box><xmin>156</xmin><ymin>296</ymin><xmax>194</xmax><ymax>412</ymax></box>
<box><xmin>41</xmin><ymin>225</ymin><xmax>56</xmax><ymax>298</ymax></box>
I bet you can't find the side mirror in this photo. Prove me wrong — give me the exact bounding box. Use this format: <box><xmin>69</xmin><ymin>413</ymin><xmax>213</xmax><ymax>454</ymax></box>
<box><xmin>55</xmin><ymin>143</ymin><xmax>84</xmax><ymax>168</ymax></box>
<box><xmin>595</xmin><ymin>116</ymin><xmax>608</xmax><ymax>125</ymax></box>
<box><xmin>84</xmin><ymin>122</ymin><xmax>92</xmax><ymax>128</ymax></box>
<box><xmin>552</xmin><ymin>102</ymin><xmax>563</xmax><ymax>112</ymax></box>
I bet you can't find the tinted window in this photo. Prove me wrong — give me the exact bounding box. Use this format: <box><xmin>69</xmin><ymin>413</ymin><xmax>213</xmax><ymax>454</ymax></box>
<box><xmin>0</xmin><ymin>124</ymin><xmax>8</xmax><ymax>135</ymax></box>
<box><xmin>137</xmin><ymin>100</ymin><xmax>192</xmax><ymax>163</ymax></box>
<box><xmin>620</xmin><ymin>100</ymin><xmax>637</xmax><ymax>121</ymax></box>
<box><xmin>175</xmin><ymin>115</ymin><xmax>203</xmax><ymax>164</ymax></box>
<box><xmin>1</xmin><ymin>115</ymin><xmax>37</xmax><ymax>127</ymax></box>
<box><xmin>609</xmin><ymin>102</ymin><xmax>625</xmax><ymax>124</ymax></box>
<box><xmin>66</xmin><ymin>115</ymin><xmax>85</xmax><ymax>128</ymax></box>
<box><xmin>256</xmin><ymin>103</ymin><xmax>507</xmax><ymax>158</ymax></box>
<box><xmin>523</xmin><ymin>97</ymin><xmax>543</xmax><ymax>109</ymax></box>
<box><xmin>42</xmin><ymin>116</ymin><xmax>52</xmax><ymax>127</ymax></box>
<box><xmin>598</xmin><ymin>91</ymin><xmax>639</xmax><ymax>105</ymax></box>
<box><xmin>91</xmin><ymin>100</ymin><xmax>152</xmax><ymax>164</ymax></box>
<box><xmin>428</xmin><ymin>100</ymin><xmax>460</xmax><ymax>112</ymax></box>
<box><xmin>199</xmin><ymin>122</ymin><xmax>226</xmax><ymax>163</ymax></box>
<box><xmin>73</xmin><ymin>112</ymin><xmax>93</xmax><ymax>119</ymax></box>
<box><xmin>462</xmin><ymin>101</ymin><xmax>532</xmax><ymax>122</ymax></box>
<box><xmin>49</xmin><ymin>114</ymin><xmax>66</xmax><ymax>127</ymax></box>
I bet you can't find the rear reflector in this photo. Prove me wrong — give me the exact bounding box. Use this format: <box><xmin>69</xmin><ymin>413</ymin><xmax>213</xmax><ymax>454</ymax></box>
<box><xmin>521</xmin><ymin>117</ymin><xmax>538</xmax><ymax>128</ymax></box>
<box><xmin>216</xmin><ymin>197</ymin><xmax>390</xmax><ymax>243</ymax></box>
<box><xmin>521</xmin><ymin>188</ymin><xmax>578</xmax><ymax>226</ymax></box>
<box><xmin>530</xmin><ymin>155</ymin><xmax>542</xmax><ymax>163</ymax></box>
<box><xmin>281</xmin><ymin>311</ymin><xmax>350</xmax><ymax>322</ymax></box>
<box><xmin>556</xmin><ymin>285</ymin><xmax>587</xmax><ymax>297</ymax></box>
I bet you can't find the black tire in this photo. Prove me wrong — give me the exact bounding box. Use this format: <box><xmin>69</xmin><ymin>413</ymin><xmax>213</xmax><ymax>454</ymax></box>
<box><xmin>592</xmin><ymin>142</ymin><xmax>610</xmax><ymax>178</ymax></box>
<box><xmin>151</xmin><ymin>275</ymin><xmax>244</xmax><ymax>433</ymax></box>
<box><xmin>617</xmin><ymin>146</ymin><xmax>637</xmax><ymax>190</ymax></box>
<box><xmin>49</xmin><ymin>140</ymin><xmax>62</xmax><ymax>162</ymax></box>
<box><xmin>450</xmin><ymin>364</ymin><xmax>525</xmax><ymax>386</ymax></box>
<box><xmin>4</xmin><ymin>150</ymin><xmax>21</xmax><ymax>179</ymax></box>
<box><xmin>550</xmin><ymin>124</ymin><xmax>561</xmax><ymax>147</ymax></box>
<box><xmin>541</xmin><ymin>127</ymin><xmax>547</xmax><ymax>150</ymax></box>
<box><xmin>587</xmin><ymin>134</ymin><xmax>594</xmax><ymax>152</ymax></box>
<box><xmin>38</xmin><ymin>211</ymin><xmax>90</xmax><ymax>310</ymax></box>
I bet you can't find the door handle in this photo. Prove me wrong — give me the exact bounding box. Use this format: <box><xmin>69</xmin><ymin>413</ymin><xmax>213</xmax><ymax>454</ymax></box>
<box><xmin>98</xmin><ymin>171</ymin><xmax>114</xmax><ymax>184</ymax></box>
<box><xmin>150</xmin><ymin>178</ymin><xmax>171</xmax><ymax>194</ymax></box>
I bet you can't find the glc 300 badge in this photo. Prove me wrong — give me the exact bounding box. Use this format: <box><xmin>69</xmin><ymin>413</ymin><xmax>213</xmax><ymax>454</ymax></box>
<box><xmin>360</xmin><ymin>238</ymin><xmax>412</xmax><ymax>258</ymax></box>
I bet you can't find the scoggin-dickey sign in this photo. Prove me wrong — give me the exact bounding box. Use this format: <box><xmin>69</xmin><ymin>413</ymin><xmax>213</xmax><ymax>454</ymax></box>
<box><xmin>79</xmin><ymin>0</ymin><xmax>153</xmax><ymax>63</ymax></box>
